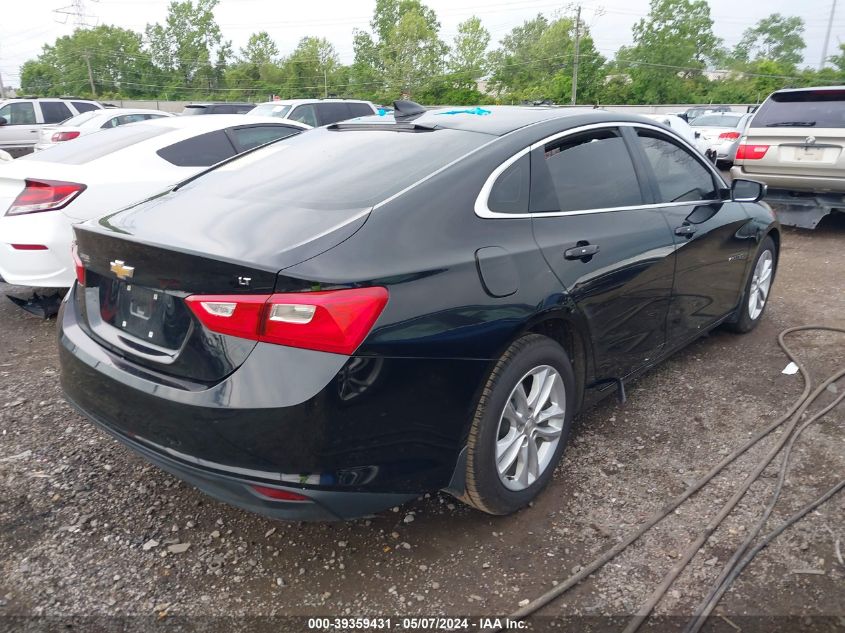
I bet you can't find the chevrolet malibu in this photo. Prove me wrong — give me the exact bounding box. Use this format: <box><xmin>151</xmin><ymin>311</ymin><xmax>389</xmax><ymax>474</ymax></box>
<box><xmin>59</xmin><ymin>105</ymin><xmax>779</xmax><ymax>520</ymax></box>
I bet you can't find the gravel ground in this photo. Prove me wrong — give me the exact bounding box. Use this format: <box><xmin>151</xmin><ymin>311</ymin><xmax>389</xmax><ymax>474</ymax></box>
<box><xmin>0</xmin><ymin>216</ymin><xmax>843</xmax><ymax>632</ymax></box>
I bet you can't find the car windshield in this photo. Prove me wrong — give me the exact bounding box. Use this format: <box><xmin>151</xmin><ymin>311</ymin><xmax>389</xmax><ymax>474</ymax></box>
<box><xmin>751</xmin><ymin>90</ymin><xmax>845</xmax><ymax>128</ymax></box>
<box><xmin>181</xmin><ymin>126</ymin><xmax>491</xmax><ymax>209</ymax></box>
<box><xmin>21</xmin><ymin>124</ymin><xmax>174</xmax><ymax>164</ymax></box>
<box><xmin>61</xmin><ymin>111</ymin><xmax>101</xmax><ymax>127</ymax></box>
<box><xmin>248</xmin><ymin>104</ymin><xmax>292</xmax><ymax>118</ymax></box>
<box><xmin>691</xmin><ymin>114</ymin><xmax>742</xmax><ymax>127</ymax></box>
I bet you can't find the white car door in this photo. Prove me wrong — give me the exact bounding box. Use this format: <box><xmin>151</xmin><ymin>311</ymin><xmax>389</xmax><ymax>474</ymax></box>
<box><xmin>0</xmin><ymin>101</ymin><xmax>42</xmax><ymax>157</ymax></box>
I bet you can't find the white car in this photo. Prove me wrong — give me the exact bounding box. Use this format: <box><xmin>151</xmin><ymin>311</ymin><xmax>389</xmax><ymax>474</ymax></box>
<box><xmin>0</xmin><ymin>114</ymin><xmax>309</xmax><ymax>289</ymax></box>
<box><xmin>247</xmin><ymin>99</ymin><xmax>377</xmax><ymax>127</ymax></box>
<box><xmin>34</xmin><ymin>108</ymin><xmax>174</xmax><ymax>152</ymax></box>
<box><xmin>644</xmin><ymin>114</ymin><xmax>710</xmax><ymax>156</ymax></box>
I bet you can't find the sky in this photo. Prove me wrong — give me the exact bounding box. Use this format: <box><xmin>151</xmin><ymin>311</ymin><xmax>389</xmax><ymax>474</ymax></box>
<box><xmin>0</xmin><ymin>0</ymin><xmax>842</xmax><ymax>89</ymax></box>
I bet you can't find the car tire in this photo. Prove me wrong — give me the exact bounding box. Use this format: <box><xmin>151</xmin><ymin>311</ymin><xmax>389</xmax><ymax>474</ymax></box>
<box><xmin>461</xmin><ymin>333</ymin><xmax>576</xmax><ymax>515</ymax></box>
<box><xmin>725</xmin><ymin>236</ymin><xmax>777</xmax><ymax>334</ymax></box>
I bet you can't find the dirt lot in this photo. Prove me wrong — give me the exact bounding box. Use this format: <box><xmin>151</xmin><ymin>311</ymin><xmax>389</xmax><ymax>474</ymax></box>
<box><xmin>0</xmin><ymin>217</ymin><xmax>843</xmax><ymax>632</ymax></box>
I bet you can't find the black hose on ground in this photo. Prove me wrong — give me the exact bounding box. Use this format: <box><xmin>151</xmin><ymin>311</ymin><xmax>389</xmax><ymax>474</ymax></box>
<box><xmin>490</xmin><ymin>325</ymin><xmax>845</xmax><ymax>633</ymax></box>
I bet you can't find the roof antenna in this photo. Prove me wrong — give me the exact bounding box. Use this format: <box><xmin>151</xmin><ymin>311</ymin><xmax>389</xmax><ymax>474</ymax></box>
<box><xmin>393</xmin><ymin>100</ymin><xmax>427</xmax><ymax>121</ymax></box>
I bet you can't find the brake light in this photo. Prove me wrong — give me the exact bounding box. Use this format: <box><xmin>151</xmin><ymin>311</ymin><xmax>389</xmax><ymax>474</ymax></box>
<box><xmin>735</xmin><ymin>144</ymin><xmax>769</xmax><ymax>160</ymax></box>
<box><xmin>71</xmin><ymin>242</ymin><xmax>85</xmax><ymax>286</ymax></box>
<box><xmin>11</xmin><ymin>244</ymin><xmax>48</xmax><ymax>250</ymax></box>
<box><xmin>51</xmin><ymin>131</ymin><xmax>80</xmax><ymax>142</ymax></box>
<box><xmin>718</xmin><ymin>131</ymin><xmax>740</xmax><ymax>140</ymax></box>
<box><xmin>249</xmin><ymin>485</ymin><xmax>311</xmax><ymax>502</ymax></box>
<box><xmin>185</xmin><ymin>287</ymin><xmax>389</xmax><ymax>355</ymax></box>
<box><xmin>6</xmin><ymin>179</ymin><xmax>86</xmax><ymax>216</ymax></box>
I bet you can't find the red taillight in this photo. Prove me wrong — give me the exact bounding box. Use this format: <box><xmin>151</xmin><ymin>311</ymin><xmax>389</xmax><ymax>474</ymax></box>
<box><xmin>185</xmin><ymin>287</ymin><xmax>389</xmax><ymax>355</ymax></box>
<box><xmin>735</xmin><ymin>144</ymin><xmax>769</xmax><ymax>160</ymax></box>
<box><xmin>249</xmin><ymin>485</ymin><xmax>311</xmax><ymax>502</ymax></box>
<box><xmin>10</xmin><ymin>244</ymin><xmax>48</xmax><ymax>250</ymax></box>
<box><xmin>51</xmin><ymin>131</ymin><xmax>81</xmax><ymax>142</ymax></box>
<box><xmin>6</xmin><ymin>179</ymin><xmax>87</xmax><ymax>216</ymax></box>
<box><xmin>718</xmin><ymin>131</ymin><xmax>740</xmax><ymax>140</ymax></box>
<box><xmin>71</xmin><ymin>242</ymin><xmax>85</xmax><ymax>286</ymax></box>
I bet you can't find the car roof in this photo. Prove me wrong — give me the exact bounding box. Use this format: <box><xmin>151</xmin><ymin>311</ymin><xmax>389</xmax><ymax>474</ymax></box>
<box><xmin>347</xmin><ymin>106</ymin><xmax>641</xmax><ymax>136</ymax></box>
<box><xmin>141</xmin><ymin>114</ymin><xmax>308</xmax><ymax>130</ymax></box>
<box><xmin>184</xmin><ymin>102</ymin><xmax>255</xmax><ymax>107</ymax></box>
<box><xmin>255</xmin><ymin>98</ymin><xmax>374</xmax><ymax>106</ymax></box>
<box><xmin>771</xmin><ymin>85</ymin><xmax>845</xmax><ymax>95</ymax></box>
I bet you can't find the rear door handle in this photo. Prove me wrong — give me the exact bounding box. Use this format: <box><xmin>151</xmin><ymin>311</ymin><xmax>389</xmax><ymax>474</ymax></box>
<box><xmin>564</xmin><ymin>244</ymin><xmax>600</xmax><ymax>260</ymax></box>
<box><xmin>674</xmin><ymin>224</ymin><xmax>697</xmax><ymax>237</ymax></box>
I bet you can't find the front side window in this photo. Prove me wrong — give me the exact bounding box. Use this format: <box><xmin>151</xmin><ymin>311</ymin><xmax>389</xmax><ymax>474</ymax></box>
<box><xmin>156</xmin><ymin>130</ymin><xmax>236</xmax><ymax>167</ymax></box>
<box><xmin>289</xmin><ymin>104</ymin><xmax>317</xmax><ymax>127</ymax></box>
<box><xmin>636</xmin><ymin>129</ymin><xmax>718</xmax><ymax>203</ymax></box>
<box><xmin>532</xmin><ymin>128</ymin><xmax>643</xmax><ymax>212</ymax></box>
<box><xmin>228</xmin><ymin>125</ymin><xmax>301</xmax><ymax>152</ymax></box>
<box><xmin>0</xmin><ymin>102</ymin><xmax>36</xmax><ymax>125</ymax></box>
<box><xmin>41</xmin><ymin>101</ymin><xmax>73</xmax><ymax>124</ymax></box>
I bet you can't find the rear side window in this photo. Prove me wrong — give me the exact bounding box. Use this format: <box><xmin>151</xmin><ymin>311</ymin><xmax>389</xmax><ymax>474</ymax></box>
<box><xmin>636</xmin><ymin>129</ymin><xmax>718</xmax><ymax>203</ymax></box>
<box><xmin>531</xmin><ymin>128</ymin><xmax>642</xmax><ymax>212</ymax></box>
<box><xmin>157</xmin><ymin>130</ymin><xmax>236</xmax><ymax>166</ymax></box>
<box><xmin>22</xmin><ymin>125</ymin><xmax>172</xmax><ymax>164</ymax></box>
<box><xmin>40</xmin><ymin>101</ymin><xmax>72</xmax><ymax>123</ymax></box>
<box><xmin>228</xmin><ymin>125</ymin><xmax>301</xmax><ymax>152</ymax></box>
<box><xmin>289</xmin><ymin>104</ymin><xmax>317</xmax><ymax>127</ymax></box>
<box><xmin>752</xmin><ymin>90</ymin><xmax>845</xmax><ymax>128</ymax></box>
<box><xmin>347</xmin><ymin>103</ymin><xmax>375</xmax><ymax>118</ymax></box>
<box><xmin>488</xmin><ymin>154</ymin><xmax>530</xmax><ymax>214</ymax></box>
<box><xmin>72</xmin><ymin>101</ymin><xmax>100</xmax><ymax>113</ymax></box>
<box><xmin>316</xmin><ymin>103</ymin><xmax>353</xmax><ymax>125</ymax></box>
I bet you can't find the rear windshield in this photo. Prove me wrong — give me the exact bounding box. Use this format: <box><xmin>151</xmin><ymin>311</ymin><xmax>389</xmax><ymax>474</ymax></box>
<box><xmin>181</xmin><ymin>105</ymin><xmax>207</xmax><ymax>115</ymax></box>
<box><xmin>751</xmin><ymin>90</ymin><xmax>845</xmax><ymax>128</ymax></box>
<box><xmin>248</xmin><ymin>104</ymin><xmax>292</xmax><ymax>118</ymax></box>
<box><xmin>691</xmin><ymin>114</ymin><xmax>743</xmax><ymax>127</ymax></box>
<box><xmin>179</xmin><ymin>126</ymin><xmax>491</xmax><ymax>209</ymax></box>
<box><xmin>62</xmin><ymin>110</ymin><xmax>101</xmax><ymax>127</ymax></box>
<box><xmin>21</xmin><ymin>124</ymin><xmax>173</xmax><ymax>164</ymax></box>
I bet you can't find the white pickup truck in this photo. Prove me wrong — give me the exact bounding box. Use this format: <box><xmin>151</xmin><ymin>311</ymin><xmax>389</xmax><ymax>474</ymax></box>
<box><xmin>0</xmin><ymin>98</ymin><xmax>103</xmax><ymax>158</ymax></box>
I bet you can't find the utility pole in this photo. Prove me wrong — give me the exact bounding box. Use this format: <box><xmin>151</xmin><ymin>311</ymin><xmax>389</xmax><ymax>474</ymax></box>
<box><xmin>0</xmin><ymin>68</ymin><xmax>6</xmax><ymax>99</ymax></box>
<box><xmin>84</xmin><ymin>53</ymin><xmax>96</xmax><ymax>97</ymax></box>
<box><xmin>571</xmin><ymin>5</ymin><xmax>581</xmax><ymax>106</ymax></box>
<box><xmin>820</xmin><ymin>0</ymin><xmax>838</xmax><ymax>71</ymax></box>
<box><xmin>324</xmin><ymin>68</ymin><xmax>328</xmax><ymax>98</ymax></box>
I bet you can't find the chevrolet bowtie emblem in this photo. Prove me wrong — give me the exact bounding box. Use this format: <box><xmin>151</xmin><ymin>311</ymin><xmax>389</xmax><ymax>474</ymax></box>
<box><xmin>110</xmin><ymin>260</ymin><xmax>135</xmax><ymax>280</ymax></box>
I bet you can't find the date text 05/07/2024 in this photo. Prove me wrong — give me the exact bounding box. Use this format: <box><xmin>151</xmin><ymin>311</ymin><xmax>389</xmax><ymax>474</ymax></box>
<box><xmin>306</xmin><ymin>617</ymin><xmax>528</xmax><ymax>630</ymax></box>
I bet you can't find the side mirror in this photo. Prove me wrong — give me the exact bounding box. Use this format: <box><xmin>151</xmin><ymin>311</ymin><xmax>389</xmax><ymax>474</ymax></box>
<box><xmin>0</xmin><ymin>117</ymin><xmax>7</xmax><ymax>126</ymax></box>
<box><xmin>732</xmin><ymin>178</ymin><xmax>766</xmax><ymax>203</ymax></box>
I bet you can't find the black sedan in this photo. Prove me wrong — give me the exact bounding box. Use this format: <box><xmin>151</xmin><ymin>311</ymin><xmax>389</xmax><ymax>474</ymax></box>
<box><xmin>59</xmin><ymin>104</ymin><xmax>779</xmax><ymax>520</ymax></box>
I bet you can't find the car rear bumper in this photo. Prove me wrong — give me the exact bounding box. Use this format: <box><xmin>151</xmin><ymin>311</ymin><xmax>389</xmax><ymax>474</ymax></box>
<box><xmin>0</xmin><ymin>212</ymin><xmax>76</xmax><ymax>287</ymax></box>
<box><xmin>730</xmin><ymin>166</ymin><xmax>845</xmax><ymax>194</ymax></box>
<box><xmin>58</xmin><ymin>285</ymin><xmax>488</xmax><ymax>519</ymax></box>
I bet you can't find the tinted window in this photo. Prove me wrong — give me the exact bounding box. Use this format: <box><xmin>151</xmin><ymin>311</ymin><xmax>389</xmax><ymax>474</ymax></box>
<box><xmin>488</xmin><ymin>154</ymin><xmax>529</xmax><ymax>214</ymax></box>
<box><xmin>751</xmin><ymin>90</ymin><xmax>845</xmax><ymax>128</ymax></box>
<box><xmin>348</xmin><ymin>103</ymin><xmax>375</xmax><ymax>118</ymax></box>
<box><xmin>157</xmin><ymin>130</ymin><xmax>236</xmax><ymax>166</ymax></box>
<box><xmin>289</xmin><ymin>104</ymin><xmax>317</xmax><ymax>127</ymax></box>
<box><xmin>248</xmin><ymin>104</ymin><xmax>292</xmax><ymax>118</ymax></box>
<box><xmin>181</xmin><ymin>105</ymin><xmax>207</xmax><ymax>115</ymax></box>
<box><xmin>533</xmin><ymin>128</ymin><xmax>642</xmax><ymax>212</ymax></box>
<box><xmin>41</xmin><ymin>101</ymin><xmax>72</xmax><ymax>123</ymax></box>
<box><xmin>181</xmin><ymin>127</ymin><xmax>487</xmax><ymax>209</ymax></box>
<box><xmin>21</xmin><ymin>125</ymin><xmax>172</xmax><ymax>164</ymax></box>
<box><xmin>316</xmin><ymin>103</ymin><xmax>353</xmax><ymax>125</ymax></box>
<box><xmin>0</xmin><ymin>102</ymin><xmax>36</xmax><ymax>125</ymax></box>
<box><xmin>72</xmin><ymin>101</ymin><xmax>100</xmax><ymax>113</ymax></box>
<box><xmin>691</xmin><ymin>114</ymin><xmax>743</xmax><ymax>127</ymax></box>
<box><xmin>229</xmin><ymin>125</ymin><xmax>301</xmax><ymax>152</ymax></box>
<box><xmin>636</xmin><ymin>129</ymin><xmax>718</xmax><ymax>203</ymax></box>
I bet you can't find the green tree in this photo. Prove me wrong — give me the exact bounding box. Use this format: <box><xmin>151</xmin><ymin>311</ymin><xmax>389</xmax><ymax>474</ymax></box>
<box><xmin>145</xmin><ymin>0</ymin><xmax>229</xmax><ymax>95</ymax></box>
<box><xmin>448</xmin><ymin>16</ymin><xmax>489</xmax><ymax>90</ymax></box>
<box><xmin>383</xmin><ymin>8</ymin><xmax>447</xmax><ymax>97</ymax></box>
<box><xmin>278</xmin><ymin>37</ymin><xmax>341</xmax><ymax>98</ymax></box>
<box><xmin>19</xmin><ymin>25</ymin><xmax>152</xmax><ymax>98</ymax></box>
<box><xmin>622</xmin><ymin>0</ymin><xmax>722</xmax><ymax>104</ymax></box>
<box><xmin>349</xmin><ymin>29</ymin><xmax>384</xmax><ymax>100</ymax></box>
<box><xmin>731</xmin><ymin>14</ymin><xmax>805</xmax><ymax>69</ymax></box>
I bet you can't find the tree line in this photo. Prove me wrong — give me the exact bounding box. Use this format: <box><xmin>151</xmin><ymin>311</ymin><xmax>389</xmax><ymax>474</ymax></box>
<box><xmin>18</xmin><ymin>0</ymin><xmax>845</xmax><ymax>106</ymax></box>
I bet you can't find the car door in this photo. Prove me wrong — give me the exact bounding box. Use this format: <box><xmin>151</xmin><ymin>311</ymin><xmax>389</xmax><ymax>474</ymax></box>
<box><xmin>629</xmin><ymin>126</ymin><xmax>752</xmax><ymax>344</ymax></box>
<box><xmin>529</xmin><ymin>125</ymin><xmax>677</xmax><ymax>381</ymax></box>
<box><xmin>0</xmin><ymin>101</ymin><xmax>40</xmax><ymax>156</ymax></box>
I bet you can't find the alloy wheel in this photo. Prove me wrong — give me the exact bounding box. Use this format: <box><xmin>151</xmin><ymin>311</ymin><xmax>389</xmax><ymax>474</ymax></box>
<box><xmin>748</xmin><ymin>250</ymin><xmax>773</xmax><ymax>321</ymax></box>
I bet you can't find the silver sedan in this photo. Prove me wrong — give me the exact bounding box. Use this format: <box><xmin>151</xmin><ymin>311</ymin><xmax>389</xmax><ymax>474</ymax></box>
<box><xmin>691</xmin><ymin>112</ymin><xmax>753</xmax><ymax>166</ymax></box>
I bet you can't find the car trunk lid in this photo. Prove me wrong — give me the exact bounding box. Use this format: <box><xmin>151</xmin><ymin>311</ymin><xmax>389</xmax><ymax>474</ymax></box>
<box><xmin>741</xmin><ymin>127</ymin><xmax>845</xmax><ymax>177</ymax></box>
